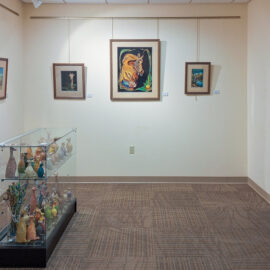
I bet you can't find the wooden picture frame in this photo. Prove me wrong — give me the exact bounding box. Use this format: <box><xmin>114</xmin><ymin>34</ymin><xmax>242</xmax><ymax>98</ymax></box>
<box><xmin>110</xmin><ymin>39</ymin><xmax>160</xmax><ymax>101</ymax></box>
<box><xmin>0</xmin><ymin>58</ymin><xmax>8</xmax><ymax>100</ymax></box>
<box><xmin>185</xmin><ymin>62</ymin><xmax>211</xmax><ymax>95</ymax></box>
<box><xmin>53</xmin><ymin>63</ymin><xmax>85</xmax><ymax>100</ymax></box>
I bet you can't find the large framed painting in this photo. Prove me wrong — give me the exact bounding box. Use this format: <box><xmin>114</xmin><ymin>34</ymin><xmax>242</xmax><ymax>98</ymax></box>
<box><xmin>53</xmin><ymin>63</ymin><xmax>85</xmax><ymax>99</ymax></box>
<box><xmin>110</xmin><ymin>39</ymin><xmax>160</xmax><ymax>101</ymax></box>
<box><xmin>185</xmin><ymin>62</ymin><xmax>211</xmax><ymax>95</ymax></box>
<box><xmin>0</xmin><ymin>58</ymin><xmax>8</xmax><ymax>100</ymax></box>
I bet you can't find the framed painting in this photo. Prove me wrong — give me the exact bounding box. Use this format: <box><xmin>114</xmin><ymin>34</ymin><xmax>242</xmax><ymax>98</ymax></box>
<box><xmin>53</xmin><ymin>63</ymin><xmax>85</xmax><ymax>99</ymax></box>
<box><xmin>185</xmin><ymin>62</ymin><xmax>211</xmax><ymax>95</ymax></box>
<box><xmin>0</xmin><ymin>58</ymin><xmax>8</xmax><ymax>100</ymax></box>
<box><xmin>110</xmin><ymin>39</ymin><xmax>160</xmax><ymax>101</ymax></box>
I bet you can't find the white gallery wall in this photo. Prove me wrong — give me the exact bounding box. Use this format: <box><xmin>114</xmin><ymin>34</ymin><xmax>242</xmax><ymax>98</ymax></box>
<box><xmin>22</xmin><ymin>3</ymin><xmax>248</xmax><ymax>177</ymax></box>
<box><xmin>248</xmin><ymin>0</ymin><xmax>270</xmax><ymax>194</ymax></box>
<box><xmin>0</xmin><ymin>0</ymin><xmax>24</xmax><ymax>141</ymax></box>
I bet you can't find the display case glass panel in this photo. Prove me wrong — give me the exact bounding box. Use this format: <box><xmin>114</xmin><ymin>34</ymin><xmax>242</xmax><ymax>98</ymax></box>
<box><xmin>0</xmin><ymin>128</ymin><xmax>77</xmax><ymax>264</ymax></box>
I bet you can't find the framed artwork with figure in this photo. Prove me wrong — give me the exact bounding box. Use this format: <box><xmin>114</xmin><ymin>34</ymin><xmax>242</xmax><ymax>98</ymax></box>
<box><xmin>0</xmin><ymin>58</ymin><xmax>8</xmax><ymax>100</ymax></box>
<box><xmin>53</xmin><ymin>63</ymin><xmax>85</xmax><ymax>99</ymax></box>
<box><xmin>185</xmin><ymin>62</ymin><xmax>211</xmax><ymax>95</ymax></box>
<box><xmin>110</xmin><ymin>39</ymin><xmax>160</xmax><ymax>101</ymax></box>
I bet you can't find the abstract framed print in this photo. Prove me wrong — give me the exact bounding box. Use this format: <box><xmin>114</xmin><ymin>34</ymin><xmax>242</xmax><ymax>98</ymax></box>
<box><xmin>185</xmin><ymin>62</ymin><xmax>211</xmax><ymax>95</ymax></box>
<box><xmin>110</xmin><ymin>39</ymin><xmax>160</xmax><ymax>101</ymax></box>
<box><xmin>53</xmin><ymin>63</ymin><xmax>85</xmax><ymax>99</ymax></box>
<box><xmin>0</xmin><ymin>58</ymin><xmax>8</xmax><ymax>100</ymax></box>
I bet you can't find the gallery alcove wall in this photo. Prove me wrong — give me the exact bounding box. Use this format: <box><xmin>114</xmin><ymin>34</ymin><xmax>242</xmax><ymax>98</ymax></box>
<box><xmin>22</xmin><ymin>3</ymin><xmax>247</xmax><ymax>177</ymax></box>
<box><xmin>0</xmin><ymin>1</ymin><xmax>248</xmax><ymax>178</ymax></box>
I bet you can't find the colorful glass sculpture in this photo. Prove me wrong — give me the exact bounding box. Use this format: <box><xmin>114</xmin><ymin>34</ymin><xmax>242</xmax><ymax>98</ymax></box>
<box><xmin>5</xmin><ymin>147</ymin><xmax>17</xmax><ymax>178</ymax></box>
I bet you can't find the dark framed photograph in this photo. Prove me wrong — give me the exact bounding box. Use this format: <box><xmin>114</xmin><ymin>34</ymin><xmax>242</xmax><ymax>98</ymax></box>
<box><xmin>53</xmin><ymin>63</ymin><xmax>85</xmax><ymax>99</ymax></box>
<box><xmin>185</xmin><ymin>62</ymin><xmax>211</xmax><ymax>95</ymax></box>
<box><xmin>110</xmin><ymin>39</ymin><xmax>160</xmax><ymax>101</ymax></box>
<box><xmin>0</xmin><ymin>58</ymin><xmax>8</xmax><ymax>100</ymax></box>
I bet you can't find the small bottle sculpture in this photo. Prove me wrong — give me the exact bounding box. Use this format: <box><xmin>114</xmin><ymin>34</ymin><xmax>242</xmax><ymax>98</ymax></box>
<box><xmin>36</xmin><ymin>221</ymin><xmax>43</xmax><ymax>237</ymax></box>
<box><xmin>5</xmin><ymin>147</ymin><xmax>17</xmax><ymax>178</ymax></box>
<box><xmin>16</xmin><ymin>214</ymin><xmax>27</xmax><ymax>243</ymax></box>
<box><xmin>25</xmin><ymin>160</ymin><xmax>37</xmax><ymax>179</ymax></box>
<box><xmin>26</xmin><ymin>216</ymin><xmax>39</xmax><ymax>241</ymax></box>
<box><xmin>18</xmin><ymin>153</ymin><xmax>26</xmax><ymax>176</ymax></box>
<box><xmin>37</xmin><ymin>163</ymin><xmax>44</xmax><ymax>178</ymax></box>
<box><xmin>66</xmin><ymin>138</ymin><xmax>73</xmax><ymax>154</ymax></box>
<box><xmin>30</xmin><ymin>187</ymin><xmax>37</xmax><ymax>214</ymax></box>
<box><xmin>51</xmin><ymin>201</ymin><xmax>58</xmax><ymax>217</ymax></box>
<box><xmin>26</xmin><ymin>147</ymin><xmax>33</xmax><ymax>160</ymax></box>
<box><xmin>34</xmin><ymin>158</ymin><xmax>40</xmax><ymax>173</ymax></box>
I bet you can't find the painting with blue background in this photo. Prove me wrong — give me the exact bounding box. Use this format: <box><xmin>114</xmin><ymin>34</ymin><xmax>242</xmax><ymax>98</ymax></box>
<box><xmin>0</xmin><ymin>67</ymin><xmax>3</xmax><ymax>91</ymax></box>
<box><xmin>192</xmin><ymin>69</ymin><xmax>204</xmax><ymax>88</ymax></box>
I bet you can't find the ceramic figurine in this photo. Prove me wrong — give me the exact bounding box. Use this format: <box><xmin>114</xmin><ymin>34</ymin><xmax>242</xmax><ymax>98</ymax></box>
<box><xmin>30</xmin><ymin>187</ymin><xmax>37</xmax><ymax>214</ymax></box>
<box><xmin>5</xmin><ymin>147</ymin><xmax>17</xmax><ymax>178</ymax></box>
<box><xmin>25</xmin><ymin>161</ymin><xmax>37</xmax><ymax>179</ymax></box>
<box><xmin>45</xmin><ymin>205</ymin><xmax>52</xmax><ymax>220</ymax></box>
<box><xmin>16</xmin><ymin>214</ymin><xmax>27</xmax><ymax>243</ymax></box>
<box><xmin>26</xmin><ymin>147</ymin><xmax>33</xmax><ymax>160</ymax></box>
<box><xmin>40</xmin><ymin>213</ymin><xmax>45</xmax><ymax>232</ymax></box>
<box><xmin>51</xmin><ymin>202</ymin><xmax>57</xmax><ymax>217</ymax></box>
<box><xmin>36</xmin><ymin>221</ymin><xmax>43</xmax><ymax>237</ymax></box>
<box><xmin>18</xmin><ymin>153</ymin><xmax>26</xmax><ymax>175</ymax></box>
<box><xmin>35</xmin><ymin>208</ymin><xmax>41</xmax><ymax>223</ymax></box>
<box><xmin>23</xmin><ymin>152</ymin><xmax>28</xmax><ymax>168</ymax></box>
<box><xmin>26</xmin><ymin>216</ymin><xmax>39</xmax><ymax>241</ymax></box>
<box><xmin>34</xmin><ymin>158</ymin><xmax>40</xmax><ymax>173</ymax></box>
<box><xmin>37</xmin><ymin>163</ymin><xmax>44</xmax><ymax>178</ymax></box>
<box><xmin>66</xmin><ymin>138</ymin><xmax>72</xmax><ymax>153</ymax></box>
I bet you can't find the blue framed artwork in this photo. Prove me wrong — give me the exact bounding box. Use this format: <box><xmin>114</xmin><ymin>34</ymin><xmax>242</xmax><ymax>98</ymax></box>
<box><xmin>185</xmin><ymin>62</ymin><xmax>211</xmax><ymax>95</ymax></box>
<box><xmin>0</xmin><ymin>58</ymin><xmax>8</xmax><ymax>100</ymax></box>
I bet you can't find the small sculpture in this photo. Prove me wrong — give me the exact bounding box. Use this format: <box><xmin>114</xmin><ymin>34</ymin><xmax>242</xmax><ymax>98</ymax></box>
<box><xmin>18</xmin><ymin>153</ymin><xmax>26</xmax><ymax>176</ymax></box>
<box><xmin>37</xmin><ymin>163</ymin><xmax>44</xmax><ymax>178</ymax></box>
<box><xmin>30</xmin><ymin>187</ymin><xmax>37</xmax><ymax>214</ymax></box>
<box><xmin>16</xmin><ymin>214</ymin><xmax>27</xmax><ymax>243</ymax></box>
<box><xmin>58</xmin><ymin>143</ymin><xmax>66</xmax><ymax>160</ymax></box>
<box><xmin>5</xmin><ymin>147</ymin><xmax>17</xmax><ymax>178</ymax></box>
<box><xmin>26</xmin><ymin>147</ymin><xmax>33</xmax><ymax>160</ymax></box>
<box><xmin>66</xmin><ymin>138</ymin><xmax>72</xmax><ymax>153</ymax></box>
<box><xmin>51</xmin><ymin>203</ymin><xmax>57</xmax><ymax>217</ymax></box>
<box><xmin>26</xmin><ymin>216</ymin><xmax>39</xmax><ymax>241</ymax></box>
<box><xmin>34</xmin><ymin>157</ymin><xmax>40</xmax><ymax>173</ymax></box>
<box><xmin>45</xmin><ymin>205</ymin><xmax>52</xmax><ymax>220</ymax></box>
<box><xmin>25</xmin><ymin>161</ymin><xmax>37</xmax><ymax>179</ymax></box>
<box><xmin>36</xmin><ymin>221</ymin><xmax>43</xmax><ymax>237</ymax></box>
<box><xmin>35</xmin><ymin>208</ymin><xmax>41</xmax><ymax>223</ymax></box>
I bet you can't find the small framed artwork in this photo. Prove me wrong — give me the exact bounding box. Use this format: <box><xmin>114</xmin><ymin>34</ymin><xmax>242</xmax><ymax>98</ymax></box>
<box><xmin>0</xmin><ymin>58</ymin><xmax>8</xmax><ymax>100</ymax></box>
<box><xmin>53</xmin><ymin>63</ymin><xmax>85</xmax><ymax>99</ymax></box>
<box><xmin>185</xmin><ymin>62</ymin><xmax>211</xmax><ymax>95</ymax></box>
<box><xmin>110</xmin><ymin>39</ymin><xmax>160</xmax><ymax>101</ymax></box>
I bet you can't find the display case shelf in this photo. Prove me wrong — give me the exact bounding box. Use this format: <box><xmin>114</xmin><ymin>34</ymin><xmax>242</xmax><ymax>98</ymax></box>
<box><xmin>0</xmin><ymin>128</ymin><xmax>77</xmax><ymax>268</ymax></box>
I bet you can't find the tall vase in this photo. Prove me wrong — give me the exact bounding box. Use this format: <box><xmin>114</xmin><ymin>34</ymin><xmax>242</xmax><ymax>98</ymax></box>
<box><xmin>5</xmin><ymin>147</ymin><xmax>17</xmax><ymax>178</ymax></box>
<box><xmin>18</xmin><ymin>153</ymin><xmax>26</xmax><ymax>176</ymax></box>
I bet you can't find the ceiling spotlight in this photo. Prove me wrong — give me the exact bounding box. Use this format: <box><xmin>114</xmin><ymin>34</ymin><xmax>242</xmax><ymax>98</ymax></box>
<box><xmin>32</xmin><ymin>0</ymin><xmax>42</xmax><ymax>8</ymax></box>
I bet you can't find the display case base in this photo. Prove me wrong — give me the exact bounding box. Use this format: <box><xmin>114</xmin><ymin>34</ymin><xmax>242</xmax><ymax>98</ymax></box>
<box><xmin>0</xmin><ymin>199</ymin><xmax>77</xmax><ymax>268</ymax></box>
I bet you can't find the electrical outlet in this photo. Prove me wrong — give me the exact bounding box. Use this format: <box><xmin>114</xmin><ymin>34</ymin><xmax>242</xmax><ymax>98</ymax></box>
<box><xmin>129</xmin><ymin>146</ymin><xmax>135</xmax><ymax>155</ymax></box>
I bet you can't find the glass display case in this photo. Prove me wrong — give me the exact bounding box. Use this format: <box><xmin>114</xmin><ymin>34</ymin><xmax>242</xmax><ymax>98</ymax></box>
<box><xmin>0</xmin><ymin>128</ymin><xmax>77</xmax><ymax>267</ymax></box>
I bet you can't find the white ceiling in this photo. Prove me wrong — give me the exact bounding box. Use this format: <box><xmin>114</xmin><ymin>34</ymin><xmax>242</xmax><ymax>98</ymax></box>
<box><xmin>22</xmin><ymin>0</ymin><xmax>251</xmax><ymax>4</ymax></box>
